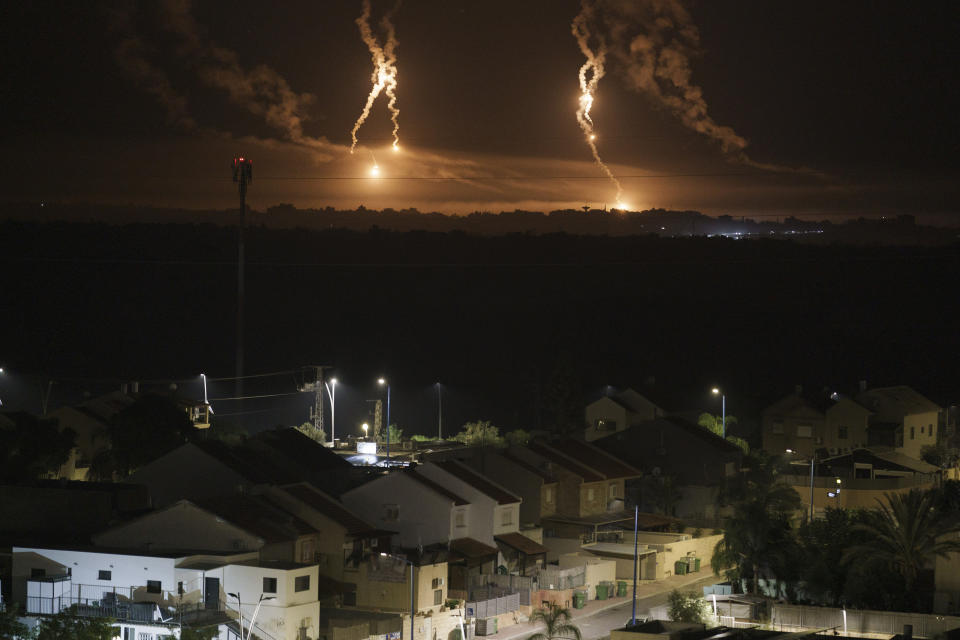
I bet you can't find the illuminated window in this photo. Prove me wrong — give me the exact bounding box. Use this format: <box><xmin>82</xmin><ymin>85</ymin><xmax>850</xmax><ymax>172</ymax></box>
<box><xmin>587</xmin><ymin>488</ymin><xmax>595</xmax><ymax>501</ymax></box>
<box><xmin>608</xmin><ymin>483</ymin><xmax>617</xmax><ymax>499</ymax></box>
<box><xmin>796</xmin><ymin>425</ymin><xmax>812</xmax><ymax>438</ymax></box>
<box><xmin>544</xmin><ymin>487</ymin><xmax>554</xmax><ymax>503</ymax></box>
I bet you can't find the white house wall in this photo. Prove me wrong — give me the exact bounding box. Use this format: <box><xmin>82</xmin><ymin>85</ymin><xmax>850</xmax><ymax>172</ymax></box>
<box><xmin>342</xmin><ymin>474</ymin><xmax>457</xmax><ymax>548</ymax></box>
<box><xmin>416</xmin><ymin>464</ymin><xmax>496</xmax><ymax>546</ymax></box>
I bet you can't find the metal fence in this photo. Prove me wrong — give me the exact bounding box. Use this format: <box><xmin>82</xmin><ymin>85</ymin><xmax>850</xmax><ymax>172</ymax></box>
<box><xmin>772</xmin><ymin>604</ymin><xmax>960</xmax><ymax>638</ymax></box>
<box><xmin>536</xmin><ymin>566</ymin><xmax>585</xmax><ymax>591</ymax></box>
<box><xmin>464</xmin><ymin>593</ymin><xmax>521</xmax><ymax>619</ymax></box>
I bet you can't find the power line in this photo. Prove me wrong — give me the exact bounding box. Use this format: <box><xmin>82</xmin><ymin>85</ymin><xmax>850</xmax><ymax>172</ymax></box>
<box><xmin>210</xmin><ymin>391</ymin><xmax>305</xmax><ymax>401</ymax></box>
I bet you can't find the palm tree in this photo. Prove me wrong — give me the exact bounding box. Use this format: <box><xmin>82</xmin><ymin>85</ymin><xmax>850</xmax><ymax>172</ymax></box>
<box><xmin>843</xmin><ymin>489</ymin><xmax>960</xmax><ymax>594</ymax></box>
<box><xmin>527</xmin><ymin>603</ymin><xmax>582</xmax><ymax>640</ymax></box>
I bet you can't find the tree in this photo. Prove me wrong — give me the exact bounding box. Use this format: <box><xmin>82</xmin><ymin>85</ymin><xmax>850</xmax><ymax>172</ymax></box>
<box><xmin>725</xmin><ymin>435</ymin><xmax>750</xmax><ymax>454</ymax></box>
<box><xmin>843</xmin><ymin>489</ymin><xmax>960</xmax><ymax>599</ymax></box>
<box><xmin>712</xmin><ymin>452</ymin><xmax>802</xmax><ymax>595</ymax></box>
<box><xmin>526</xmin><ymin>603</ymin><xmax>582</xmax><ymax>640</ymax></box>
<box><xmin>295</xmin><ymin>422</ymin><xmax>326</xmax><ymax>445</ymax></box>
<box><xmin>667</xmin><ymin>590</ymin><xmax>708</xmax><ymax>624</ymax></box>
<box><xmin>451</xmin><ymin>421</ymin><xmax>504</xmax><ymax>447</ymax></box>
<box><xmin>0</xmin><ymin>602</ymin><xmax>32</xmax><ymax>640</ymax></box>
<box><xmin>795</xmin><ymin>507</ymin><xmax>868</xmax><ymax>606</ymax></box>
<box><xmin>378</xmin><ymin>424</ymin><xmax>403</xmax><ymax>444</ymax></box>
<box><xmin>697</xmin><ymin>413</ymin><xmax>738</xmax><ymax>437</ymax></box>
<box><xmin>0</xmin><ymin>413</ymin><xmax>75</xmax><ymax>481</ymax></box>
<box><xmin>92</xmin><ymin>394</ymin><xmax>192</xmax><ymax>479</ymax></box>
<box><xmin>179</xmin><ymin>627</ymin><xmax>219</xmax><ymax>640</ymax></box>
<box><xmin>35</xmin><ymin>609</ymin><xmax>117</xmax><ymax>640</ymax></box>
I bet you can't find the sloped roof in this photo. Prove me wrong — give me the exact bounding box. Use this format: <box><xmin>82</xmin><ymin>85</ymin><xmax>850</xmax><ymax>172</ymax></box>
<box><xmin>870</xmin><ymin>449</ymin><xmax>940</xmax><ymax>473</ymax></box>
<box><xmin>432</xmin><ymin>460</ymin><xmax>520</xmax><ymax>504</ymax></box>
<box><xmin>857</xmin><ymin>386</ymin><xmax>941</xmax><ymax>417</ymax></box>
<box><xmin>495</xmin><ymin>532</ymin><xmax>548</xmax><ymax>556</ymax></box>
<box><xmin>763</xmin><ymin>392</ymin><xmax>826</xmax><ymax>418</ymax></box>
<box><xmin>252</xmin><ymin>427</ymin><xmax>353</xmax><ymax>472</ymax></box>
<box><xmin>543</xmin><ymin>439</ymin><xmax>641</xmax><ymax>480</ymax></box>
<box><xmin>192</xmin><ymin>440</ymin><xmax>300</xmax><ymax>485</ymax></box>
<box><xmin>406</xmin><ymin>470</ymin><xmax>470</xmax><ymax>505</ymax></box>
<box><xmin>198</xmin><ymin>494</ymin><xmax>315</xmax><ymax>542</ymax></box>
<box><xmin>615</xmin><ymin>389</ymin><xmax>664</xmax><ymax>415</ymax></box>
<box><xmin>498</xmin><ymin>450</ymin><xmax>557</xmax><ymax>484</ymax></box>
<box><xmin>527</xmin><ymin>441</ymin><xmax>603</xmax><ymax>482</ymax></box>
<box><xmin>281</xmin><ymin>483</ymin><xmax>380</xmax><ymax>537</ymax></box>
<box><xmin>449</xmin><ymin>537</ymin><xmax>498</xmax><ymax>559</ymax></box>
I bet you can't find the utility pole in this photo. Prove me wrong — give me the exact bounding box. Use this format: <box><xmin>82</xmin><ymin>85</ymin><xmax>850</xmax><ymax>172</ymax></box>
<box><xmin>232</xmin><ymin>155</ymin><xmax>252</xmax><ymax>413</ymax></box>
<box><xmin>304</xmin><ymin>365</ymin><xmax>332</xmax><ymax>439</ymax></box>
<box><xmin>436</xmin><ymin>382</ymin><xmax>443</xmax><ymax>440</ymax></box>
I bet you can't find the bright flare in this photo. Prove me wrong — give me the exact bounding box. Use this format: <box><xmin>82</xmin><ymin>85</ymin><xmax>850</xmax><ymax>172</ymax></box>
<box><xmin>572</xmin><ymin>0</ymin><xmax>623</xmax><ymax>205</ymax></box>
<box><xmin>350</xmin><ymin>0</ymin><xmax>401</xmax><ymax>153</ymax></box>
<box><xmin>370</xmin><ymin>165</ymin><xmax>380</xmax><ymax>177</ymax></box>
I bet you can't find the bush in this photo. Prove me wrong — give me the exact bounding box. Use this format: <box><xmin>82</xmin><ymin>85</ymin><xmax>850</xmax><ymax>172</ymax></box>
<box><xmin>667</xmin><ymin>590</ymin><xmax>708</xmax><ymax>624</ymax></box>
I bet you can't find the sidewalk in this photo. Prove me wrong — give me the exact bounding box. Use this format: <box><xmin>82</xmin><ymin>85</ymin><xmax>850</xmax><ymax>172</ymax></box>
<box><xmin>484</xmin><ymin>571</ymin><xmax>718</xmax><ymax>640</ymax></box>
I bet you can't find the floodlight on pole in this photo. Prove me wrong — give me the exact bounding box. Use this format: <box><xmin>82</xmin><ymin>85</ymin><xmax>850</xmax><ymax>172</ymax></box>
<box><xmin>231</xmin><ymin>155</ymin><xmax>253</xmax><ymax>426</ymax></box>
<box><xmin>378</xmin><ymin>378</ymin><xmax>391</xmax><ymax>459</ymax></box>
<box><xmin>711</xmin><ymin>387</ymin><xmax>726</xmax><ymax>438</ymax></box>
<box><xmin>325</xmin><ymin>377</ymin><xmax>338</xmax><ymax>444</ymax></box>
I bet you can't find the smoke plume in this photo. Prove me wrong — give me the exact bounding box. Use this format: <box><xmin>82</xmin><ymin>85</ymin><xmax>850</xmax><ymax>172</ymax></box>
<box><xmin>572</xmin><ymin>1</ymin><xmax>624</xmax><ymax>203</ymax></box>
<box><xmin>350</xmin><ymin>0</ymin><xmax>402</xmax><ymax>152</ymax></box>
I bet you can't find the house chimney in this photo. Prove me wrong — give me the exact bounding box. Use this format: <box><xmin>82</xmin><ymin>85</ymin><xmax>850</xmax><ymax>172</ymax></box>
<box><xmin>903</xmin><ymin>625</ymin><xmax>912</xmax><ymax>640</ymax></box>
<box><xmin>859</xmin><ymin>380</ymin><xmax>868</xmax><ymax>392</ymax></box>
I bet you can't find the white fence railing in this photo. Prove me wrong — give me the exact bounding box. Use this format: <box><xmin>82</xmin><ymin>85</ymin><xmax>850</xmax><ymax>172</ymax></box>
<box><xmin>464</xmin><ymin>593</ymin><xmax>521</xmax><ymax>619</ymax></box>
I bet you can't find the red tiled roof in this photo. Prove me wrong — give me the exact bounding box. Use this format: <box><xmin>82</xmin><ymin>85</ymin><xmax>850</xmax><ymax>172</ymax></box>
<box><xmin>282</xmin><ymin>484</ymin><xmax>380</xmax><ymax>537</ymax></box>
<box><xmin>545</xmin><ymin>439</ymin><xmax>641</xmax><ymax>480</ymax></box>
<box><xmin>406</xmin><ymin>470</ymin><xmax>469</xmax><ymax>505</ymax></box>
<box><xmin>527</xmin><ymin>442</ymin><xmax>603</xmax><ymax>482</ymax></box>
<box><xmin>433</xmin><ymin>460</ymin><xmax>520</xmax><ymax>505</ymax></box>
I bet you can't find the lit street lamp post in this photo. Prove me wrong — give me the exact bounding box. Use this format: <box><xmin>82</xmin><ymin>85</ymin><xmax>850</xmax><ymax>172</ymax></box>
<box><xmin>362</xmin><ymin>423</ymin><xmax>369</xmax><ymax>440</ymax></box>
<box><xmin>227</xmin><ymin>592</ymin><xmax>275</xmax><ymax>640</ymax></box>
<box><xmin>711</xmin><ymin>387</ymin><xmax>726</xmax><ymax>438</ymax></box>
<box><xmin>381</xmin><ymin>553</ymin><xmax>415</xmax><ymax>640</ymax></box>
<box><xmin>786</xmin><ymin>448</ymin><xmax>817</xmax><ymax>520</ymax></box>
<box><xmin>325</xmin><ymin>377</ymin><xmax>338</xmax><ymax>444</ymax></box>
<box><xmin>378</xmin><ymin>378</ymin><xmax>391</xmax><ymax>459</ymax></box>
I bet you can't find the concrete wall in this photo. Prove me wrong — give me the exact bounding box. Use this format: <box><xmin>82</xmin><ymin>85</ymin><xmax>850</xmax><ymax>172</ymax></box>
<box><xmin>354</xmin><ymin>562</ymin><xmax>448</xmax><ymax>614</ymax></box>
<box><xmin>786</xmin><ymin>475</ymin><xmax>936</xmax><ymax>516</ymax></box>
<box><xmin>468</xmin><ymin>452</ymin><xmax>548</xmax><ymax>526</ymax></box>
<box><xmin>418</xmin><ymin>463</ymin><xmax>497</xmax><ymax>546</ymax></box>
<box><xmin>558</xmin><ymin>554</ymin><xmax>616</xmax><ymax>601</ymax></box>
<box><xmin>824</xmin><ymin>399</ymin><xmax>871</xmax><ymax>452</ymax></box>
<box><xmin>762</xmin><ymin>404</ymin><xmax>825</xmax><ymax>458</ymax></box>
<box><xmin>655</xmin><ymin>534</ymin><xmax>722</xmax><ymax>580</ymax></box>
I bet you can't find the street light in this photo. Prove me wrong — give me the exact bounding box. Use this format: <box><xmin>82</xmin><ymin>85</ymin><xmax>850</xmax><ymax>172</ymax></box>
<box><xmin>362</xmin><ymin>423</ymin><xmax>369</xmax><ymax>440</ymax></box>
<box><xmin>381</xmin><ymin>553</ymin><xmax>415</xmax><ymax>640</ymax></box>
<box><xmin>325</xmin><ymin>377</ymin><xmax>338</xmax><ymax>444</ymax></box>
<box><xmin>227</xmin><ymin>592</ymin><xmax>275</xmax><ymax>640</ymax></box>
<box><xmin>378</xmin><ymin>377</ymin><xmax>391</xmax><ymax>459</ymax></box>
<box><xmin>786</xmin><ymin>448</ymin><xmax>817</xmax><ymax>521</ymax></box>
<box><xmin>436</xmin><ymin>382</ymin><xmax>443</xmax><ymax>440</ymax></box>
<box><xmin>711</xmin><ymin>387</ymin><xmax>726</xmax><ymax>438</ymax></box>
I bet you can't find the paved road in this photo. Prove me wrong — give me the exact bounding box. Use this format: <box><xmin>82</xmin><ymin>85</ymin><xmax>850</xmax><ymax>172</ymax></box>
<box><xmin>576</xmin><ymin>575</ymin><xmax>719</xmax><ymax>640</ymax></box>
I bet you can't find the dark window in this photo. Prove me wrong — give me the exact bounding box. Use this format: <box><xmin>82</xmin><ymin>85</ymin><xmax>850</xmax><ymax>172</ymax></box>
<box><xmin>343</xmin><ymin>591</ymin><xmax>357</xmax><ymax>606</ymax></box>
<box><xmin>30</xmin><ymin>568</ymin><xmax>46</xmax><ymax>578</ymax></box>
<box><xmin>178</xmin><ymin>582</ymin><xmax>184</xmax><ymax>595</ymax></box>
<box><xmin>295</xmin><ymin>575</ymin><xmax>310</xmax><ymax>592</ymax></box>
<box><xmin>910</xmin><ymin>426</ymin><xmax>915</xmax><ymax>440</ymax></box>
<box><xmin>838</xmin><ymin>426</ymin><xmax>848</xmax><ymax>440</ymax></box>
<box><xmin>124</xmin><ymin>628</ymin><xmax>134</xmax><ymax>640</ymax></box>
<box><xmin>147</xmin><ymin>580</ymin><xmax>162</xmax><ymax>594</ymax></box>
<box><xmin>263</xmin><ymin>577</ymin><xmax>278</xmax><ymax>593</ymax></box>
<box><xmin>98</xmin><ymin>570</ymin><xmax>112</xmax><ymax>581</ymax></box>
<box><xmin>434</xmin><ymin>589</ymin><xmax>443</xmax><ymax>605</ymax></box>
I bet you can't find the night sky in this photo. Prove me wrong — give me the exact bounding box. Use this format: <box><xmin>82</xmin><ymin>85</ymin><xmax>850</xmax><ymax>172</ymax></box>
<box><xmin>2</xmin><ymin>0</ymin><xmax>959</xmax><ymax>219</ymax></box>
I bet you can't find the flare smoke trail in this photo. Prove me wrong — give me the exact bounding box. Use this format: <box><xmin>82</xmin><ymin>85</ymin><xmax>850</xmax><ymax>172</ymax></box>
<box><xmin>350</xmin><ymin>0</ymin><xmax>402</xmax><ymax>153</ymax></box>
<box><xmin>585</xmin><ymin>0</ymin><xmax>816</xmax><ymax>175</ymax></box>
<box><xmin>572</xmin><ymin>2</ymin><xmax>624</xmax><ymax>204</ymax></box>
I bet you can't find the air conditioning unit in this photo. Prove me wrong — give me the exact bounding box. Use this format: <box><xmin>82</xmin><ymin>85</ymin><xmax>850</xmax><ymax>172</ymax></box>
<box><xmin>476</xmin><ymin>618</ymin><xmax>498</xmax><ymax>636</ymax></box>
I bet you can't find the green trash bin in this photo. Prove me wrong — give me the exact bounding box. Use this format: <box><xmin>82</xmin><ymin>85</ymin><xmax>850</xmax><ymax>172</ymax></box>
<box><xmin>617</xmin><ymin>581</ymin><xmax>628</xmax><ymax>597</ymax></box>
<box><xmin>675</xmin><ymin>560</ymin><xmax>687</xmax><ymax>575</ymax></box>
<box><xmin>694</xmin><ymin>558</ymin><xmax>702</xmax><ymax>572</ymax></box>
<box><xmin>573</xmin><ymin>591</ymin><xmax>586</xmax><ymax>609</ymax></box>
<box><xmin>596</xmin><ymin>583</ymin><xmax>609</xmax><ymax>600</ymax></box>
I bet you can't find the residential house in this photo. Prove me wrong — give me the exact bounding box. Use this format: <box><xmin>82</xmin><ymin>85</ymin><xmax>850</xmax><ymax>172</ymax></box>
<box><xmin>761</xmin><ymin>388</ymin><xmax>872</xmax><ymax>458</ymax></box>
<box><xmin>509</xmin><ymin>439</ymin><xmax>643</xmax><ymax>542</ymax></box>
<box><xmin>857</xmin><ymin>385</ymin><xmax>943</xmax><ymax>460</ymax></box>
<box><xmin>12</xmin><ymin>544</ymin><xmax>322</xmax><ymax>640</ymax></box>
<box><xmin>592</xmin><ymin>416</ymin><xmax>742</xmax><ymax>521</ymax></box>
<box><xmin>584</xmin><ymin>389</ymin><xmax>665</xmax><ymax>442</ymax></box>
<box><xmin>341</xmin><ymin>469</ymin><xmax>471</xmax><ymax>550</ymax></box>
<box><xmin>250</xmin><ymin>427</ymin><xmax>361</xmax><ymax>496</ymax></box>
<box><xmin>465</xmin><ymin>449</ymin><xmax>559</xmax><ymax>526</ymax></box>
<box><xmin>353</xmin><ymin>547</ymin><xmax>450</xmax><ymax>614</ymax></box>
<box><xmin>785</xmin><ymin>447</ymin><xmax>940</xmax><ymax>517</ymax></box>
